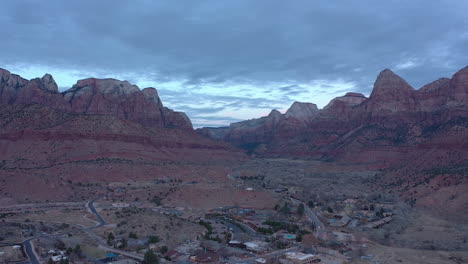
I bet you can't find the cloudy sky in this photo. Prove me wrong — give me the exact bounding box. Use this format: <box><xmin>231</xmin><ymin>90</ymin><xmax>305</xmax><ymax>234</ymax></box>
<box><xmin>1</xmin><ymin>1</ymin><xmax>467</xmax><ymax>127</ymax></box>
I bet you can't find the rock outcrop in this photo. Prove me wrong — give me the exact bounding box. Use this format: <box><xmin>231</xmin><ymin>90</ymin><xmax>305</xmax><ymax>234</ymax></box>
<box><xmin>361</xmin><ymin>69</ymin><xmax>417</xmax><ymax>113</ymax></box>
<box><xmin>0</xmin><ymin>68</ymin><xmax>192</xmax><ymax>129</ymax></box>
<box><xmin>322</xmin><ymin>92</ymin><xmax>366</xmax><ymax>118</ymax></box>
<box><xmin>284</xmin><ymin>102</ymin><xmax>319</xmax><ymax>122</ymax></box>
<box><xmin>0</xmin><ymin>68</ymin><xmax>243</xmax><ymax>203</ymax></box>
<box><xmin>198</xmin><ymin>66</ymin><xmax>468</xmax><ymax>159</ymax></box>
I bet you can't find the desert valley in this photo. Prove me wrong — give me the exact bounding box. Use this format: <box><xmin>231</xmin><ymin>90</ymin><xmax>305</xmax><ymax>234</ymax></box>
<box><xmin>0</xmin><ymin>65</ymin><xmax>467</xmax><ymax>264</ymax></box>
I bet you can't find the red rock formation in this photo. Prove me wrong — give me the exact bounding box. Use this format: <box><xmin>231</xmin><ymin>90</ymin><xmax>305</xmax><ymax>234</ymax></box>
<box><xmin>198</xmin><ymin>66</ymin><xmax>468</xmax><ymax>162</ymax></box>
<box><xmin>0</xmin><ymin>68</ymin><xmax>192</xmax><ymax>129</ymax></box>
<box><xmin>284</xmin><ymin>102</ymin><xmax>318</xmax><ymax>122</ymax></box>
<box><xmin>360</xmin><ymin>69</ymin><xmax>418</xmax><ymax>114</ymax></box>
<box><xmin>0</xmin><ymin>68</ymin><xmax>69</xmax><ymax>110</ymax></box>
<box><xmin>197</xmin><ymin>67</ymin><xmax>468</xmax><ymax>218</ymax></box>
<box><xmin>322</xmin><ymin>92</ymin><xmax>366</xmax><ymax>118</ymax></box>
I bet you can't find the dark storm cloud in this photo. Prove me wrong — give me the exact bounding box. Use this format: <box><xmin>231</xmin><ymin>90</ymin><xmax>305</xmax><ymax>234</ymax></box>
<box><xmin>1</xmin><ymin>0</ymin><xmax>467</xmax><ymax>126</ymax></box>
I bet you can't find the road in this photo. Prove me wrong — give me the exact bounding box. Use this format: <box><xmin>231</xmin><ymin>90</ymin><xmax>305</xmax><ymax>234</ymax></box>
<box><xmin>86</xmin><ymin>200</ymin><xmax>106</xmax><ymax>227</ymax></box>
<box><xmin>290</xmin><ymin>197</ymin><xmax>327</xmax><ymax>239</ymax></box>
<box><xmin>21</xmin><ymin>200</ymin><xmax>106</xmax><ymax>264</ymax></box>
<box><xmin>214</xmin><ymin>217</ymin><xmax>244</xmax><ymax>233</ymax></box>
<box><xmin>23</xmin><ymin>239</ymin><xmax>40</xmax><ymax>264</ymax></box>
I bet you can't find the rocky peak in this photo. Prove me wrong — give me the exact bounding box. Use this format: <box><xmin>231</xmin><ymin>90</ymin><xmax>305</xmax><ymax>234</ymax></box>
<box><xmin>450</xmin><ymin>66</ymin><xmax>468</xmax><ymax>86</ymax></box>
<box><xmin>419</xmin><ymin>78</ymin><xmax>450</xmax><ymax>92</ymax></box>
<box><xmin>370</xmin><ymin>69</ymin><xmax>414</xmax><ymax>98</ymax></box>
<box><xmin>27</xmin><ymin>74</ymin><xmax>59</xmax><ymax>93</ymax></box>
<box><xmin>40</xmin><ymin>74</ymin><xmax>59</xmax><ymax>92</ymax></box>
<box><xmin>447</xmin><ymin>66</ymin><xmax>468</xmax><ymax>104</ymax></box>
<box><xmin>0</xmin><ymin>68</ymin><xmax>28</xmax><ymax>88</ymax></box>
<box><xmin>0</xmin><ymin>68</ymin><xmax>10</xmax><ymax>80</ymax></box>
<box><xmin>366</xmin><ymin>69</ymin><xmax>417</xmax><ymax>112</ymax></box>
<box><xmin>142</xmin><ymin>87</ymin><xmax>162</xmax><ymax>107</ymax></box>
<box><xmin>268</xmin><ymin>109</ymin><xmax>282</xmax><ymax>118</ymax></box>
<box><xmin>322</xmin><ymin>92</ymin><xmax>367</xmax><ymax>117</ymax></box>
<box><xmin>285</xmin><ymin>102</ymin><xmax>319</xmax><ymax>121</ymax></box>
<box><xmin>344</xmin><ymin>92</ymin><xmax>365</xmax><ymax>98</ymax></box>
<box><xmin>73</xmin><ymin>78</ymin><xmax>140</xmax><ymax>95</ymax></box>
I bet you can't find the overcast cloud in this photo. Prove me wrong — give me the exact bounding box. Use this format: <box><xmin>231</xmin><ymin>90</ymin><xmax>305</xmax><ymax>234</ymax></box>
<box><xmin>1</xmin><ymin>0</ymin><xmax>467</xmax><ymax>127</ymax></box>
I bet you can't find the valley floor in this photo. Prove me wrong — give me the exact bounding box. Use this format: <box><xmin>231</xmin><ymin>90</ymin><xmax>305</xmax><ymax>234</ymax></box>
<box><xmin>0</xmin><ymin>158</ymin><xmax>467</xmax><ymax>264</ymax></box>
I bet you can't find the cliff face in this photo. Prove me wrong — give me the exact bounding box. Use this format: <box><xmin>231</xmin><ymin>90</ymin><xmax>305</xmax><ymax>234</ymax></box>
<box><xmin>0</xmin><ymin>69</ymin><xmax>244</xmax><ymax>203</ymax></box>
<box><xmin>197</xmin><ymin>67</ymin><xmax>468</xmax><ymax>165</ymax></box>
<box><xmin>0</xmin><ymin>69</ymin><xmax>192</xmax><ymax>129</ymax></box>
<box><xmin>196</xmin><ymin>67</ymin><xmax>468</xmax><ymax>216</ymax></box>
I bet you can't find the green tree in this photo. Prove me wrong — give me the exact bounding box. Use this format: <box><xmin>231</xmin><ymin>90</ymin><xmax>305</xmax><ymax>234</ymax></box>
<box><xmin>143</xmin><ymin>249</ymin><xmax>159</xmax><ymax>264</ymax></box>
<box><xmin>296</xmin><ymin>234</ymin><xmax>303</xmax><ymax>242</ymax></box>
<box><xmin>307</xmin><ymin>201</ymin><xmax>315</xmax><ymax>208</ymax></box>
<box><xmin>119</xmin><ymin>238</ymin><xmax>127</xmax><ymax>249</ymax></box>
<box><xmin>280</xmin><ymin>202</ymin><xmax>290</xmax><ymax>214</ymax></box>
<box><xmin>148</xmin><ymin>235</ymin><xmax>160</xmax><ymax>243</ymax></box>
<box><xmin>107</xmin><ymin>232</ymin><xmax>115</xmax><ymax>246</ymax></box>
<box><xmin>73</xmin><ymin>244</ymin><xmax>82</xmax><ymax>257</ymax></box>
<box><xmin>159</xmin><ymin>245</ymin><xmax>168</xmax><ymax>255</ymax></box>
<box><xmin>297</xmin><ymin>204</ymin><xmax>305</xmax><ymax>216</ymax></box>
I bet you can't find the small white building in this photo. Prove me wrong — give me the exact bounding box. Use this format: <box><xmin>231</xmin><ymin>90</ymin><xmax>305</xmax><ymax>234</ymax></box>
<box><xmin>243</xmin><ymin>241</ymin><xmax>269</xmax><ymax>253</ymax></box>
<box><xmin>51</xmin><ymin>255</ymin><xmax>67</xmax><ymax>262</ymax></box>
<box><xmin>285</xmin><ymin>252</ymin><xmax>318</xmax><ymax>264</ymax></box>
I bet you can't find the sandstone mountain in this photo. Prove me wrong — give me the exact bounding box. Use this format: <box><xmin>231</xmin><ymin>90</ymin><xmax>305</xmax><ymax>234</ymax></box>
<box><xmin>0</xmin><ymin>68</ymin><xmax>192</xmax><ymax>129</ymax></box>
<box><xmin>0</xmin><ymin>69</ymin><xmax>243</xmax><ymax>203</ymax></box>
<box><xmin>198</xmin><ymin>67</ymin><xmax>468</xmax><ymax>215</ymax></box>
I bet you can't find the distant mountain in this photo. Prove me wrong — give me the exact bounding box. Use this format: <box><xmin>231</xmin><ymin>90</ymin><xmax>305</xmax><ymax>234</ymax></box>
<box><xmin>198</xmin><ymin>67</ymin><xmax>468</xmax><ymax>216</ymax></box>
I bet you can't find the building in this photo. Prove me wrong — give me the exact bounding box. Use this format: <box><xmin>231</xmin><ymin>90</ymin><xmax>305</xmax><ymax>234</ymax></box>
<box><xmin>190</xmin><ymin>250</ymin><xmax>220</xmax><ymax>263</ymax></box>
<box><xmin>228</xmin><ymin>240</ymin><xmax>245</xmax><ymax>249</ymax></box>
<box><xmin>329</xmin><ymin>214</ymin><xmax>351</xmax><ymax>227</ymax></box>
<box><xmin>243</xmin><ymin>241</ymin><xmax>269</xmax><ymax>253</ymax></box>
<box><xmin>365</xmin><ymin>216</ymin><xmax>393</xmax><ymax>228</ymax></box>
<box><xmin>285</xmin><ymin>252</ymin><xmax>319</xmax><ymax>264</ymax></box>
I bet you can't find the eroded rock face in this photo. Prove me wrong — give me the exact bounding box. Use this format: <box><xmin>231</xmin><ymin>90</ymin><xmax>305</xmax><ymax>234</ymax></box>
<box><xmin>63</xmin><ymin>78</ymin><xmax>168</xmax><ymax>127</ymax></box>
<box><xmin>198</xmin><ymin>66</ymin><xmax>468</xmax><ymax>158</ymax></box>
<box><xmin>0</xmin><ymin>69</ymin><xmax>70</xmax><ymax>110</ymax></box>
<box><xmin>284</xmin><ymin>102</ymin><xmax>319</xmax><ymax>122</ymax></box>
<box><xmin>322</xmin><ymin>92</ymin><xmax>367</xmax><ymax>118</ymax></box>
<box><xmin>416</xmin><ymin>78</ymin><xmax>451</xmax><ymax>111</ymax></box>
<box><xmin>362</xmin><ymin>69</ymin><xmax>417</xmax><ymax>113</ymax></box>
<box><xmin>0</xmin><ymin>68</ymin><xmax>192</xmax><ymax>129</ymax></box>
<box><xmin>447</xmin><ymin>66</ymin><xmax>468</xmax><ymax>105</ymax></box>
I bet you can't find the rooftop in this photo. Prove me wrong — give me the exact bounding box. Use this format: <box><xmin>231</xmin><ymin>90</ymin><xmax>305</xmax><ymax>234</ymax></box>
<box><xmin>285</xmin><ymin>252</ymin><xmax>317</xmax><ymax>261</ymax></box>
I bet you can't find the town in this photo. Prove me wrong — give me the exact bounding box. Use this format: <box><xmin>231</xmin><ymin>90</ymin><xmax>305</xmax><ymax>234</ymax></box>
<box><xmin>0</xmin><ymin>172</ymin><xmax>397</xmax><ymax>264</ymax></box>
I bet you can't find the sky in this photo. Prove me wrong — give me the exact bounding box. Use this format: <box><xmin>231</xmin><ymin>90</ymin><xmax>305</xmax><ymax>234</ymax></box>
<box><xmin>1</xmin><ymin>1</ymin><xmax>467</xmax><ymax>127</ymax></box>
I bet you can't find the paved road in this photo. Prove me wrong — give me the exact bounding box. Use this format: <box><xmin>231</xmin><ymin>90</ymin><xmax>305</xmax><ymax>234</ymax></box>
<box><xmin>87</xmin><ymin>200</ymin><xmax>106</xmax><ymax>227</ymax></box>
<box><xmin>21</xmin><ymin>200</ymin><xmax>105</xmax><ymax>264</ymax></box>
<box><xmin>290</xmin><ymin>197</ymin><xmax>327</xmax><ymax>239</ymax></box>
<box><xmin>23</xmin><ymin>239</ymin><xmax>39</xmax><ymax>264</ymax></box>
<box><xmin>214</xmin><ymin>217</ymin><xmax>244</xmax><ymax>234</ymax></box>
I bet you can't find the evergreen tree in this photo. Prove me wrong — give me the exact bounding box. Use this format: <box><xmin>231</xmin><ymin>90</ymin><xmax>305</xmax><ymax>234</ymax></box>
<box><xmin>143</xmin><ymin>249</ymin><xmax>159</xmax><ymax>264</ymax></box>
